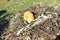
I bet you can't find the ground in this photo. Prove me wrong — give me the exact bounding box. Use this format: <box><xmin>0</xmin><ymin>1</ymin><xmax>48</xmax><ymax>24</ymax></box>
<box><xmin>0</xmin><ymin>0</ymin><xmax>60</xmax><ymax>40</ymax></box>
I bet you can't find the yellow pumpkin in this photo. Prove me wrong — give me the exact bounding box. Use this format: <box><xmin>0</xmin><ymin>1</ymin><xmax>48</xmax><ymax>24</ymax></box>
<box><xmin>23</xmin><ymin>11</ymin><xmax>34</xmax><ymax>23</ymax></box>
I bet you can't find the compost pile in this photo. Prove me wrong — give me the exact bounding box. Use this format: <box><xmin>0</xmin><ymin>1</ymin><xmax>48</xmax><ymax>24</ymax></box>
<box><xmin>1</xmin><ymin>3</ymin><xmax>60</xmax><ymax>40</ymax></box>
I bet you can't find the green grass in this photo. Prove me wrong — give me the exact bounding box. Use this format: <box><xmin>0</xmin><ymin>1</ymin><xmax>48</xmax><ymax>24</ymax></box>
<box><xmin>0</xmin><ymin>0</ymin><xmax>60</xmax><ymax>31</ymax></box>
<box><xmin>0</xmin><ymin>0</ymin><xmax>60</xmax><ymax>15</ymax></box>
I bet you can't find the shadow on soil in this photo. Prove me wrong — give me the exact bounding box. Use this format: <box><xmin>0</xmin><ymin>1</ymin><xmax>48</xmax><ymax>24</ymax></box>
<box><xmin>55</xmin><ymin>35</ymin><xmax>60</xmax><ymax>40</ymax></box>
<box><xmin>0</xmin><ymin>10</ymin><xmax>7</xmax><ymax>16</ymax></box>
<box><xmin>0</xmin><ymin>10</ymin><xmax>9</xmax><ymax>40</ymax></box>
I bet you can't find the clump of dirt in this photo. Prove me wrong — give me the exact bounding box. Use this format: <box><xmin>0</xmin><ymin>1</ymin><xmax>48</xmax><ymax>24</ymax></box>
<box><xmin>1</xmin><ymin>3</ymin><xmax>60</xmax><ymax>40</ymax></box>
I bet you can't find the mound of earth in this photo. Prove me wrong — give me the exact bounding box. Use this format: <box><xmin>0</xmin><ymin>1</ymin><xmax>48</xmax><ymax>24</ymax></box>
<box><xmin>1</xmin><ymin>3</ymin><xmax>60</xmax><ymax>40</ymax></box>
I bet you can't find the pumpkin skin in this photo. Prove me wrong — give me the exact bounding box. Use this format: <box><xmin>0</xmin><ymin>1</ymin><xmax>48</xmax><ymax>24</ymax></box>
<box><xmin>23</xmin><ymin>11</ymin><xmax>34</xmax><ymax>23</ymax></box>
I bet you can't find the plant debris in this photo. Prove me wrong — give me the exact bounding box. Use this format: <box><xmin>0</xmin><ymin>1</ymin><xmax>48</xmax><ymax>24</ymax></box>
<box><xmin>1</xmin><ymin>3</ymin><xmax>60</xmax><ymax>40</ymax></box>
